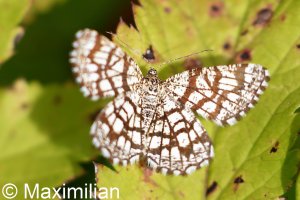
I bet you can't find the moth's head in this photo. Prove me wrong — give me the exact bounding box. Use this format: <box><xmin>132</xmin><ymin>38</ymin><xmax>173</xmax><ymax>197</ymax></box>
<box><xmin>147</xmin><ymin>68</ymin><xmax>158</xmax><ymax>76</ymax></box>
<box><xmin>145</xmin><ymin>68</ymin><xmax>160</xmax><ymax>85</ymax></box>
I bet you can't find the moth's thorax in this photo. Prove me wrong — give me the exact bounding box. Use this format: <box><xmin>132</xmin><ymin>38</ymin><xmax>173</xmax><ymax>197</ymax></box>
<box><xmin>143</xmin><ymin>70</ymin><xmax>161</xmax><ymax>93</ymax></box>
<box><xmin>139</xmin><ymin>69</ymin><xmax>164</xmax><ymax>131</ymax></box>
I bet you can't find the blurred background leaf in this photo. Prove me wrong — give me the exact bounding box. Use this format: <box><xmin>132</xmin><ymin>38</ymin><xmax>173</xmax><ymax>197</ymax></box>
<box><xmin>0</xmin><ymin>80</ymin><xmax>102</xmax><ymax>198</ymax></box>
<box><xmin>0</xmin><ymin>0</ymin><xmax>135</xmax><ymax>86</ymax></box>
<box><xmin>0</xmin><ymin>0</ymin><xmax>134</xmax><ymax>199</ymax></box>
<box><xmin>0</xmin><ymin>0</ymin><xmax>29</xmax><ymax>63</ymax></box>
<box><xmin>297</xmin><ymin>175</ymin><xmax>300</xmax><ymax>199</ymax></box>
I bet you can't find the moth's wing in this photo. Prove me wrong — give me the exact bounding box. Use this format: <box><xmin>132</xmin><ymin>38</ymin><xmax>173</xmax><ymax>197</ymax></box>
<box><xmin>91</xmin><ymin>91</ymin><xmax>144</xmax><ymax>165</ymax></box>
<box><xmin>70</xmin><ymin>29</ymin><xmax>142</xmax><ymax>100</ymax></box>
<box><xmin>146</xmin><ymin>95</ymin><xmax>213</xmax><ymax>175</ymax></box>
<box><xmin>164</xmin><ymin>63</ymin><xmax>270</xmax><ymax>126</ymax></box>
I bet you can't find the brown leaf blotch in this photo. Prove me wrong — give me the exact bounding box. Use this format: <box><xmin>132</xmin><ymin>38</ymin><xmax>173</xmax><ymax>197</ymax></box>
<box><xmin>206</xmin><ymin>181</ymin><xmax>218</xmax><ymax>196</ymax></box>
<box><xmin>183</xmin><ymin>58</ymin><xmax>202</xmax><ymax>70</ymax></box>
<box><xmin>209</xmin><ymin>2</ymin><xmax>224</xmax><ymax>17</ymax></box>
<box><xmin>142</xmin><ymin>168</ymin><xmax>158</xmax><ymax>187</ymax></box>
<box><xmin>280</xmin><ymin>14</ymin><xmax>286</xmax><ymax>22</ymax></box>
<box><xmin>233</xmin><ymin>176</ymin><xmax>244</xmax><ymax>192</ymax></box>
<box><xmin>178</xmin><ymin>191</ymin><xmax>185</xmax><ymax>198</ymax></box>
<box><xmin>270</xmin><ymin>141</ymin><xmax>279</xmax><ymax>153</ymax></box>
<box><xmin>21</xmin><ymin>102</ymin><xmax>29</xmax><ymax>110</ymax></box>
<box><xmin>234</xmin><ymin>176</ymin><xmax>244</xmax><ymax>184</ymax></box>
<box><xmin>223</xmin><ymin>42</ymin><xmax>231</xmax><ymax>50</ymax></box>
<box><xmin>236</xmin><ymin>49</ymin><xmax>252</xmax><ymax>62</ymax></box>
<box><xmin>164</xmin><ymin>7</ymin><xmax>171</xmax><ymax>13</ymax></box>
<box><xmin>253</xmin><ymin>8</ymin><xmax>273</xmax><ymax>26</ymax></box>
<box><xmin>241</xmin><ymin>29</ymin><xmax>248</xmax><ymax>36</ymax></box>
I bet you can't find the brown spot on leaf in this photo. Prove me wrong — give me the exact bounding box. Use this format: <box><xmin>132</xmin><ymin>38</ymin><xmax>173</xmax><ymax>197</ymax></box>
<box><xmin>234</xmin><ymin>176</ymin><xmax>244</xmax><ymax>184</ymax></box>
<box><xmin>143</xmin><ymin>45</ymin><xmax>155</xmax><ymax>62</ymax></box>
<box><xmin>253</xmin><ymin>8</ymin><xmax>273</xmax><ymax>26</ymax></box>
<box><xmin>178</xmin><ymin>191</ymin><xmax>185</xmax><ymax>198</ymax></box>
<box><xmin>240</xmin><ymin>50</ymin><xmax>251</xmax><ymax>60</ymax></box>
<box><xmin>142</xmin><ymin>168</ymin><xmax>158</xmax><ymax>187</ymax></box>
<box><xmin>164</xmin><ymin>7</ymin><xmax>171</xmax><ymax>13</ymax></box>
<box><xmin>206</xmin><ymin>181</ymin><xmax>218</xmax><ymax>196</ymax></box>
<box><xmin>209</xmin><ymin>2</ymin><xmax>224</xmax><ymax>17</ymax></box>
<box><xmin>270</xmin><ymin>141</ymin><xmax>279</xmax><ymax>153</ymax></box>
<box><xmin>236</xmin><ymin>49</ymin><xmax>252</xmax><ymax>62</ymax></box>
<box><xmin>183</xmin><ymin>58</ymin><xmax>202</xmax><ymax>70</ymax></box>
<box><xmin>241</xmin><ymin>29</ymin><xmax>248</xmax><ymax>36</ymax></box>
<box><xmin>21</xmin><ymin>102</ymin><xmax>29</xmax><ymax>110</ymax></box>
<box><xmin>223</xmin><ymin>42</ymin><xmax>231</xmax><ymax>51</ymax></box>
<box><xmin>233</xmin><ymin>176</ymin><xmax>244</xmax><ymax>192</ymax></box>
<box><xmin>280</xmin><ymin>14</ymin><xmax>286</xmax><ymax>22</ymax></box>
<box><xmin>296</xmin><ymin>44</ymin><xmax>300</xmax><ymax>49</ymax></box>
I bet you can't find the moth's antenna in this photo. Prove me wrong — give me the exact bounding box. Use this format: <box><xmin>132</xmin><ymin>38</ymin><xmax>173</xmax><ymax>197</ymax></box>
<box><xmin>106</xmin><ymin>31</ymin><xmax>143</xmax><ymax>59</ymax></box>
<box><xmin>157</xmin><ymin>49</ymin><xmax>213</xmax><ymax>68</ymax></box>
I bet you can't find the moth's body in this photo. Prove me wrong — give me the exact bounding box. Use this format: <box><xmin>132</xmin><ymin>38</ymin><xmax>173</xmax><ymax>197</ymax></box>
<box><xmin>137</xmin><ymin>69</ymin><xmax>163</xmax><ymax>132</ymax></box>
<box><xmin>70</xmin><ymin>29</ymin><xmax>270</xmax><ymax>175</ymax></box>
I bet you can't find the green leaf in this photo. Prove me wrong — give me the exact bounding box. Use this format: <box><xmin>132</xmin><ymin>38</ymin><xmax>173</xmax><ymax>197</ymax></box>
<box><xmin>297</xmin><ymin>174</ymin><xmax>300</xmax><ymax>199</ymax></box>
<box><xmin>0</xmin><ymin>80</ymin><xmax>103</xmax><ymax>198</ymax></box>
<box><xmin>23</xmin><ymin>0</ymin><xmax>67</xmax><ymax>24</ymax></box>
<box><xmin>96</xmin><ymin>0</ymin><xmax>300</xmax><ymax>199</ymax></box>
<box><xmin>95</xmin><ymin>164</ymin><xmax>207</xmax><ymax>200</ymax></box>
<box><xmin>0</xmin><ymin>0</ymin><xmax>29</xmax><ymax>63</ymax></box>
<box><xmin>0</xmin><ymin>0</ymin><xmax>133</xmax><ymax>86</ymax></box>
<box><xmin>0</xmin><ymin>0</ymin><xmax>136</xmax><ymax>198</ymax></box>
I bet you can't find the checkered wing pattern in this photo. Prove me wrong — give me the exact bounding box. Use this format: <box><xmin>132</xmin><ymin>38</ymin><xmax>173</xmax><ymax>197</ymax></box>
<box><xmin>91</xmin><ymin>91</ymin><xmax>144</xmax><ymax>165</ymax></box>
<box><xmin>70</xmin><ymin>29</ymin><xmax>143</xmax><ymax>100</ymax></box>
<box><xmin>146</xmin><ymin>96</ymin><xmax>213</xmax><ymax>175</ymax></box>
<box><xmin>164</xmin><ymin>64</ymin><xmax>270</xmax><ymax>126</ymax></box>
<box><xmin>71</xmin><ymin>29</ymin><xmax>270</xmax><ymax>176</ymax></box>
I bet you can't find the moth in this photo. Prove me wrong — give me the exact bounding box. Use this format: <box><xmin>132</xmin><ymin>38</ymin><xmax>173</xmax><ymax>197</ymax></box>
<box><xmin>70</xmin><ymin>29</ymin><xmax>269</xmax><ymax>175</ymax></box>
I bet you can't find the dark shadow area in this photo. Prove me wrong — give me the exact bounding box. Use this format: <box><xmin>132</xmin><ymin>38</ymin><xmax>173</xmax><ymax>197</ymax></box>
<box><xmin>0</xmin><ymin>0</ymin><xmax>135</xmax><ymax>86</ymax></box>
<box><xmin>29</xmin><ymin>84</ymin><xmax>111</xmax><ymax>161</ymax></box>
<box><xmin>58</xmin><ymin>161</ymin><xmax>96</xmax><ymax>200</ymax></box>
<box><xmin>58</xmin><ymin>156</ymin><xmax>114</xmax><ymax>200</ymax></box>
<box><xmin>282</xmin><ymin>112</ymin><xmax>300</xmax><ymax>199</ymax></box>
<box><xmin>28</xmin><ymin>84</ymin><xmax>117</xmax><ymax>198</ymax></box>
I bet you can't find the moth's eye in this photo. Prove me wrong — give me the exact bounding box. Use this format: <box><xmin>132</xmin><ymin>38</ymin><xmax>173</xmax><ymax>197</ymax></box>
<box><xmin>151</xmin><ymin>69</ymin><xmax>157</xmax><ymax>75</ymax></box>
